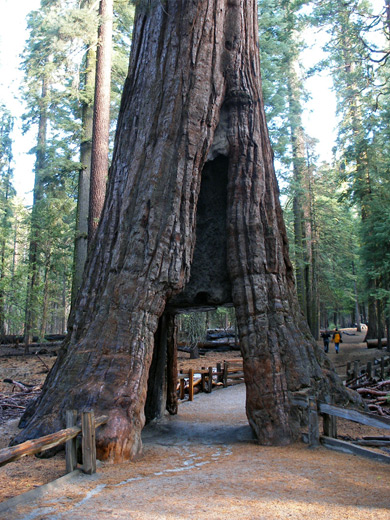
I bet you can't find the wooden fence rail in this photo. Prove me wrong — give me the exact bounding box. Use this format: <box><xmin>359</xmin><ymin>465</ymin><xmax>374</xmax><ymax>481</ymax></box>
<box><xmin>0</xmin><ymin>411</ymin><xmax>107</xmax><ymax>475</ymax></box>
<box><xmin>178</xmin><ymin>360</ymin><xmax>244</xmax><ymax>401</ymax></box>
<box><xmin>346</xmin><ymin>355</ymin><xmax>390</xmax><ymax>383</ymax></box>
<box><xmin>301</xmin><ymin>396</ymin><xmax>390</xmax><ymax>464</ymax></box>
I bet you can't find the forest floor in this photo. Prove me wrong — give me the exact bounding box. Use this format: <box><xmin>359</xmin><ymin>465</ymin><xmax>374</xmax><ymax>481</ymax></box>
<box><xmin>0</xmin><ymin>329</ymin><xmax>389</xmax><ymax>519</ymax></box>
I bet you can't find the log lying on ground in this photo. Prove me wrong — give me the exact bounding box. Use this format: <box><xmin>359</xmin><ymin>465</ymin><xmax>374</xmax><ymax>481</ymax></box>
<box><xmin>357</xmin><ymin>388</ymin><xmax>389</xmax><ymax>397</ymax></box>
<box><xmin>0</xmin><ymin>334</ymin><xmax>66</xmax><ymax>345</ymax></box>
<box><xmin>3</xmin><ymin>379</ymin><xmax>42</xmax><ymax>393</ymax></box>
<box><xmin>366</xmin><ymin>338</ymin><xmax>388</xmax><ymax>348</ymax></box>
<box><xmin>0</xmin><ymin>342</ymin><xmax>61</xmax><ymax>353</ymax></box>
<box><xmin>206</xmin><ymin>329</ymin><xmax>236</xmax><ymax>340</ymax></box>
<box><xmin>178</xmin><ymin>340</ymin><xmax>240</xmax><ymax>351</ymax></box>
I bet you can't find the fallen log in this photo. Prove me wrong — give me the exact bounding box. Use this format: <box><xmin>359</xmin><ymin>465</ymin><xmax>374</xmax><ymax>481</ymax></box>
<box><xmin>178</xmin><ymin>340</ymin><xmax>240</xmax><ymax>350</ymax></box>
<box><xmin>0</xmin><ymin>342</ymin><xmax>61</xmax><ymax>353</ymax></box>
<box><xmin>366</xmin><ymin>338</ymin><xmax>388</xmax><ymax>348</ymax></box>
<box><xmin>367</xmin><ymin>404</ymin><xmax>388</xmax><ymax>416</ymax></box>
<box><xmin>0</xmin><ymin>402</ymin><xmax>25</xmax><ymax>410</ymax></box>
<box><xmin>357</xmin><ymin>388</ymin><xmax>389</xmax><ymax>397</ymax></box>
<box><xmin>376</xmin><ymin>380</ymin><xmax>390</xmax><ymax>389</ymax></box>
<box><xmin>3</xmin><ymin>379</ymin><xmax>42</xmax><ymax>393</ymax></box>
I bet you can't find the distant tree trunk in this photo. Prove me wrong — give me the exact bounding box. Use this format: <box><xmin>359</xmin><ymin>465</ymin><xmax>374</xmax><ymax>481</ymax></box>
<box><xmin>0</xmin><ymin>239</ymin><xmax>6</xmax><ymax>338</ymax></box>
<box><xmin>288</xmin><ymin>65</ymin><xmax>307</xmax><ymax>315</ymax></box>
<box><xmin>338</xmin><ymin>22</ymin><xmax>376</xmax><ymax>341</ymax></box>
<box><xmin>24</xmin><ymin>76</ymin><xmax>48</xmax><ymax>350</ymax></box>
<box><xmin>39</xmin><ymin>249</ymin><xmax>51</xmax><ymax>339</ymax></box>
<box><xmin>88</xmin><ymin>0</ymin><xmax>113</xmax><ymax>241</ymax></box>
<box><xmin>72</xmin><ymin>42</ymin><xmax>96</xmax><ymax>303</ymax></box>
<box><xmin>352</xmin><ymin>262</ymin><xmax>361</xmax><ymax>332</ymax></box>
<box><xmin>305</xmin><ymin>147</ymin><xmax>319</xmax><ymax>339</ymax></box>
<box><xmin>0</xmin><ymin>176</ymin><xmax>11</xmax><ymax>338</ymax></box>
<box><xmin>287</xmin><ymin>56</ymin><xmax>319</xmax><ymax>338</ymax></box>
<box><xmin>62</xmin><ymin>269</ymin><xmax>67</xmax><ymax>333</ymax></box>
<box><xmin>15</xmin><ymin>0</ymin><xmax>354</xmax><ymax>461</ymax></box>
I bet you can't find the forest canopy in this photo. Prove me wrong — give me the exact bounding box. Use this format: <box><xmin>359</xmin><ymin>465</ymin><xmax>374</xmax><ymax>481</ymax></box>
<box><xmin>0</xmin><ymin>0</ymin><xmax>389</xmax><ymax>346</ymax></box>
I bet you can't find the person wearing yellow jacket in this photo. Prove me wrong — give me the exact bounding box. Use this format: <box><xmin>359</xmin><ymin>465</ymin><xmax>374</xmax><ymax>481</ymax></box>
<box><xmin>332</xmin><ymin>328</ymin><xmax>342</xmax><ymax>354</ymax></box>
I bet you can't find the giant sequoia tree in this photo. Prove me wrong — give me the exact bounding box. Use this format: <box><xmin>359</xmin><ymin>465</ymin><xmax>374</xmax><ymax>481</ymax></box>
<box><xmin>15</xmin><ymin>0</ymin><xmax>354</xmax><ymax>461</ymax></box>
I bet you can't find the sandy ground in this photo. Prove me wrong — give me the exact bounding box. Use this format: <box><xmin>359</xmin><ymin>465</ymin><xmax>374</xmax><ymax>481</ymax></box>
<box><xmin>0</xmin><ymin>330</ymin><xmax>389</xmax><ymax>519</ymax></box>
<box><xmin>2</xmin><ymin>384</ymin><xmax>390</xmax><ymax>520</ymax></box>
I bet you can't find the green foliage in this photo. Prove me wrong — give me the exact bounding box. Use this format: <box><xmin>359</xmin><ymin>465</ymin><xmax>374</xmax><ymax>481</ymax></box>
<box><xmin>258</xmin><ymin>0</ymin><xmax>310</xmax><ymax>177</ymax></box>
<box><xmin>8</xmin><ymin>0</ymin><xmax>133</xmax><ymax>338</ymax></box>
<box><xmin>179</xmin><ymin>308</ymin><xmax>236</xmax><ymax>348</ymax></box>
<box><xmin>0</xmin><ymin>105</ymin><xmax>31</xmax><ymax>334</ymax></box>
<box><xmin>313</xmin><ymin>0</ymin><xmax>390</xmax><ymax>330</ymax></box>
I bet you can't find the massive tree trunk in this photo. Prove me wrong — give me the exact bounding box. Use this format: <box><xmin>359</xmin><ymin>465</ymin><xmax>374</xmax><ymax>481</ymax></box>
<box><xmin>15</xmin><ymin>0</ymin><xmax>354</xmax><ymax>461</ymax></box>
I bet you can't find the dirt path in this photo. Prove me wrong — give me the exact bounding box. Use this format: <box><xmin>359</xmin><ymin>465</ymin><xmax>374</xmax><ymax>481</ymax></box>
<box><xmin>1</xmin><ymin>329</ymin><xmax>389</xmax><ymax>519</ymax></box>
<box><xmin>2</xmin><ymin>381</ymin><xmax>390</xmax><ymax>520</ymax></box>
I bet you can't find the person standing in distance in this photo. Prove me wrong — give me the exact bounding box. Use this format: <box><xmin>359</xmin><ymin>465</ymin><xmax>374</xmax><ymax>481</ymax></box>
<box><xmin>321</xmin><ymin>330</ymin><xmax>331</xmax><ymax>353</ymax></box>
<box><xmin>332</xmin><ymin>328</ymin><xmax>342</xmax><ymax>354</ymax></box>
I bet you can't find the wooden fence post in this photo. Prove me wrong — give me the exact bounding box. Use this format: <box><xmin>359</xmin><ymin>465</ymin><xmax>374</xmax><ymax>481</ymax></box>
<box><xmin>201</xmin><ymin>369</ymin><xmax>207</xmax><ymax>392</ymax></box>
<box><xmin>216</xmin><ymin>362</ymin><xmax>222</xmax><ymax>383</ymax></box>
<box><xmin>179</xmin><ymin>377</ymin><xmax>185</xmax><ymax>399</ymax></box>
<box><xmin>353</xmin><ymin>361</ymin><xmax>359</xmax><ymax>380</ymax></box>
<box><xmin>380</xmin><ymin>357</ymin><xmax>385</xmax><ymax>379</ymax></box>
<box><xmin>223</xmin><ymin>362</ymin><xmax>228</xmax><ymax>388</ymax></box>
<box><xmin>207</xmin><ymin>366</ymin><xmax>213</xmax><ymax>393</ymax></box>
<box><xmin>65</xmin><ymin>410</ymin><xmax>78</xmax><ymax>473</ymax></box>
<box><xmin>366</xmin><ymin>361</ymin><xmax>372</xmax><ymax>379</ymax></box>
<box><xmin>308</xmin><ymin>397</ymin><xmax>320</xmax><ymax>447</ymax></box>
<box><xmin>188</xmin><ymin>369</ymin><xmax>194</xmax><ymax>401</ymax></box>
<box><xmin>82</xmin><ymin>411</ymin><xmax>96</xmax><ymax>475</ymax></box>
<box><xmin>323</xmin><ymin>412</ymin><xmax>337</xmax><ymax>438</ymax></box>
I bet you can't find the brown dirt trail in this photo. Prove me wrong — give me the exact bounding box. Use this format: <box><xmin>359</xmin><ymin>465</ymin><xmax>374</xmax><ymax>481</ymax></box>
<box><xmin>0</xmin><ymin>329</ymin><xmax>389</xmax><ymax>519</ymax></box>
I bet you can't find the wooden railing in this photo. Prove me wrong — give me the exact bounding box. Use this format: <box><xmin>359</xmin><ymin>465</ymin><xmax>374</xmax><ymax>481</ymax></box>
<box><xmin>346</xmin><ymin>355</ymin><xmax>390</xmax><ymax>385</ymax></box>
<box><xmin>294</xmin><ymin>395</ymin><xmax>390</xmax><ymax>464</ymax></box>
<box><xmin>0</xmin><ymin>411</ymin><xmax>107</xmax><ymax>475</ymax></box>
<box><xmin>178</xmin><ymin>359</ymin><xmax>244</xmax><ymax>401</ymax></box>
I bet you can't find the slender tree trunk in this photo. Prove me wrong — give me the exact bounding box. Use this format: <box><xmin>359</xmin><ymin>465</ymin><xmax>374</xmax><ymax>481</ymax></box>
<box><xmin>288</xmin><ymin>70</ymin><xmax>307</xmax><ymax>315</ymax></box>
<box><xmin>72</xmin><ymin>41</ymin><xmax>96</xmax><ymax>303</ymax></box>
<box><xmin>386</xmin><ymin>301</ymin><xmax>390</xmax><ymax>352</ymax></box>
<box><xmin>15</xmin><ymin>1</ymin><xmax>355</xmax><ymax>460</ymax></box>
<box><xmin>0</xmin><ymin>237</ymin><xmax>6</xmax><ymax>337</ymax></box>
<box><xmin>39</xmin><ymin>250</ymin><xmax>51</xmax><ymax>340</ymax></box>
<box><xmin>0</xmin><ymin>174</ymin><xmax>10</xmax><ymax>337</ymax></box>
<box><xmin>306</xmin><ymin>154</ymin><xmax>319</xmax><ymax>339</ymax></box>
<box><xmin>377</xmin><ymin>296</ymin><xmax>384</xmax><ymax>348</ymax></box>
<box><xmin>366</xmin><ymin>283</ymin><xmax>378</xmax><ymax>340</ymax></box>
<box><xmin>24</xmin><ymin>77</ymin><xmax>48</xmax><ymax>350</ymax></box>
<box><xmin>352</xmin><ymin>261</ymin><xmax>361</xmax><ymax>332</ymax></box>
<box><xmin>88</xmin><ymin>0</ymin><xmax>113</xmax><ymax>241</ymax></box>
<box><xmin>166</xmin><ymin>313</ymin><xmax>178</xmax><ymax>415</ymax></box>
<box><xmin>62</xmin><ymin>269</ymin><xmax>67</xmax><ymax>333</ymax></box>
<box><xmin>339</xmin><ymin>22</ymin><xmax>376</xmax><ymax>341</ymax></box>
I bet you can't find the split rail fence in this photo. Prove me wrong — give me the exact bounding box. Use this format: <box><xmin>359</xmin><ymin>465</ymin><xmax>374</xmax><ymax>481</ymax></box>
<box><xmin>345</xmin><ymin>355</ymin><xmax>390</xmax><ymax>385</ymax></box>
<box><xmin>2</xmin><ymin>359</ymin><xmax>389</xmax><ymax>477</ymax></box>
<box><xmin>0</xmin><ymin>411</ymin><xmax>107</xmax><ymax>475</ymax></box>
<box><xmin>292</xmin><ymin>393</ymin><xmax>390</xmax><ymax>465</ymax></box>
<box><xmin>178</xmin><ymin>359</ymin><xmax>244</xmax><ymax>401</ymax></box>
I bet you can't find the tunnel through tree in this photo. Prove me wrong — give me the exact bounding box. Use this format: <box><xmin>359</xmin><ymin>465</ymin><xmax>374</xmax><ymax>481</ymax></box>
<box><xmin>14</xmin><ymin>0</ymin><xmax>354</xmax><ymax>461</ymax></box>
